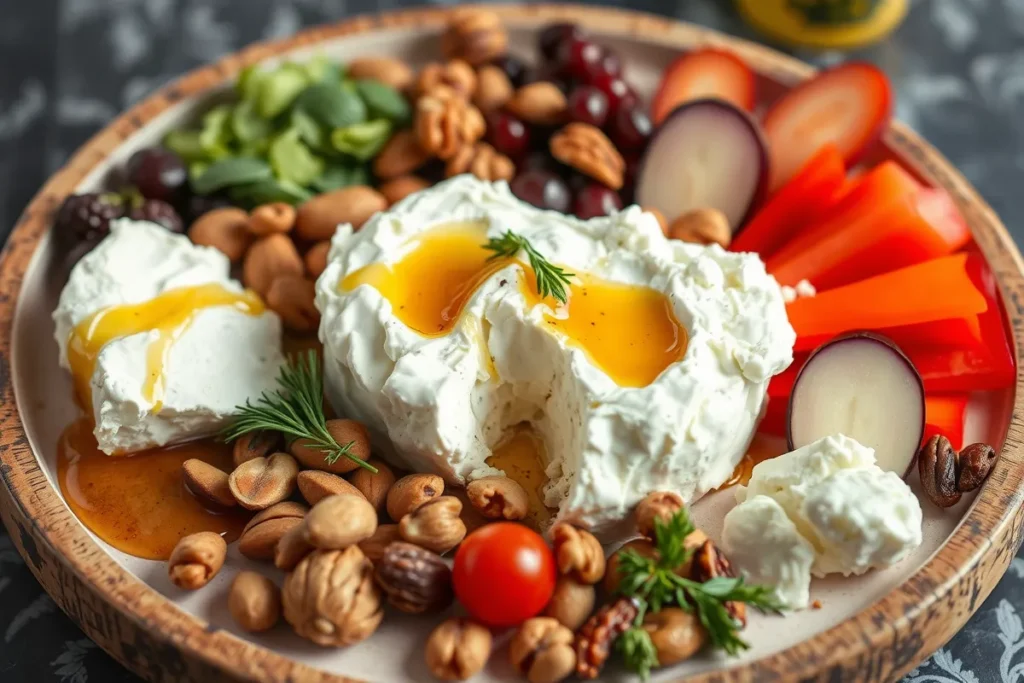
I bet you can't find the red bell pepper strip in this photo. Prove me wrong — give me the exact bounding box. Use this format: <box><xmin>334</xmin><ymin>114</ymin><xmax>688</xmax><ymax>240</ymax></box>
<box><xmin>731</xmin><ymin>144</ymin><xmax>845</xmax><ymax>257</ymax></box>
<box><xmin>759</xmin><ymin>397</ymin><xmax>788</xmax><ymax>437</ymax></box>
<box><xmin>768</xmin><ymin>356</ymin><xmax>806</xmax><ymax>399</ymax></box>
<box><xmin>795</xmin><ymin>316</ymin><xmax>983</xmax><ymax>353</ymax></box>
<box><xmin>923</xmin><ymin>394</ymin><xmax>969</xmax><ymax>450</ymax></box>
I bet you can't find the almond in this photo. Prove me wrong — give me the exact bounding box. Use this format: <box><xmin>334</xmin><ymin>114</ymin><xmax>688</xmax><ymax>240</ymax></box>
<box><xmin>347</xmin><ymin>57</ymin><xmax>414</xmax><ymax>91</ymax></box>
<box><xmin>181</xmin><ymin>459</ymin><xmax>235</xmax><ymax>508</ymax></box>
<box><xmin>188</xmin><ymin>207</ymin><xmax>253</xmax><ymax>262</ymax></box>
<box><xmin>248</xmin><ymin>202</ymin><xmax>296</xmax><ymax>236</ymax></box>
<box><xmin>241</xmin><ymin>501</ymin><xmax>308</xmax><ymax>537</ymax></box>
<box><xmin>239</xmin><ymin>516</ymin><xmax>304</xmax><ymax>561</ymax></box>
<box><xmin>473</xmin><ymin>65</ymin><xmax>513</xmax><ymax>112</ymax></box>
<box><xmin>266</xmin><ymin>275</ymin><xmax>319</xmax><ymax>333</ymax></box>
<box><xmin>304</xmin><ymin>241</ymin><xmax>331</xmax><ymax>279</ymax></box>
<box><xmin>274</xmin><ymin>522</ymin><xmax>314</xmax><ymax>571</ymax></box>
<box><xmin>297</xmin><ymin>470</ymin><xmax>366</xmax><ymax>506</ymax></box>
<box><xmin>229</xmin><ymin>453</ymin><xmax>300</xmax><ymax>510</ymax></box>
<box><xmin>242</xmin><ymin>233</ymin><xmax>303</xmax><ymax>297</ymax></box>
<box><xmin>232</xmin><ymin>430</ymin><xmax>282</xmax><ymax>468</ymax></box>
<box><xmin>506</xmin><ymin>82</ymin><xmax>567</xmax><ymax>126</ymax></box>
<box><xmin>378</xmin><ymin>175</ymin><xmax>431</xmax><ymax>206</ymax></box>
<box><xmin>348</xmin><ymin>458</ymin><xmax>397</xmax><ymax>512</ymax></box>
<box><xmin>372</xmin><ymin>130</ymin><xmax>432</xmax><ymax>180</ymax></box>
<box><xmin>290</xmin><ymin>418</ymin><xmax>372</xmax><ymax>474</ymax></box>
<box><xmin>386</xmin><ymin>474</ymin><xmax>444</xmax><ymax>521</ymax></box>
<box><xmin>295</xmin><ymin>186</ymin><xmax>388</xmax><ymax>241</ymax></box>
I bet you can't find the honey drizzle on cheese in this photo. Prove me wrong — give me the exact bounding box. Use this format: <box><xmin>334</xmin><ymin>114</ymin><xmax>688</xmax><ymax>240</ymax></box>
<box><xmin>341</xmin><ymin>223</ymin><xmax>687</xmax><ymax>388</ymax></box>
<box><xmin>66</xmin><ymin>283</ymin><xmax>265</xmax><ymax>411</ymax></box>
<box><xmin>485</xmin><ymin>426</ymin><xmax>554</xmax><ymax>529</ymax></box>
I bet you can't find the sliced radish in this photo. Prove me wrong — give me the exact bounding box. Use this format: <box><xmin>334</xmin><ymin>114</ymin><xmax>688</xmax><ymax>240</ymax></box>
<box><xmin>636</xmin><ymin>99</ymin><xmax>768</xmax><ymax>231</ymax></box>
<box><xmin>764</xmin><ymin>62</ymin><xmax>892</xmax><ymax>191</ymax></box>
<box><xmin>651</xmin><ymin>48</ymin><xmax>756</xmax><ymax>124</ymax></box>
<box><xmin>788</xmin><ymin>332</ymin><xmax>924</xmax><ymax>478</ymax></box>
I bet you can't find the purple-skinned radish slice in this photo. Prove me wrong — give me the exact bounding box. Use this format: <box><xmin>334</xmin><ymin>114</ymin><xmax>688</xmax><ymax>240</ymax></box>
<box><xmin>635</xmin><ymin>98</ymin><xmax>768</xmax><ymax>232</ymax></box>
<box><xmin>787</xmin><ymin>332</ymin><xmax>925</xmax><ymax>477</ymax></box>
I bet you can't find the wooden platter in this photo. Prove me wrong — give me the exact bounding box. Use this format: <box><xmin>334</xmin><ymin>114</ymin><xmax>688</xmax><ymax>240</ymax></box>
<box><xmin>0</xmin><ymin>5</ymin><xmax>1023</xmax><ymax>682</ymax></box>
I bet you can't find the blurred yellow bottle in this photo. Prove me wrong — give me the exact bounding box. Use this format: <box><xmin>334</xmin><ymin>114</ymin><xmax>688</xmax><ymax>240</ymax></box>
<box><xmin>736</xmin><ymin>0</ymin><xmax>909</xmax><ymax>49</ymax></box>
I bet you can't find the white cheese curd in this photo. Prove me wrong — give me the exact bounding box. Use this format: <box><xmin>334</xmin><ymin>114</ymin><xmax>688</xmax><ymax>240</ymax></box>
<box><xmin>316</xmin><ymin>176</ymin><xmax>795</xmax><ymax>532</ymax></box>
<box><xmin>726</xmin><ymin>433</ymin><xmax>922</xmax><ymax>605</ymax></box>
<box><xmin>721</xmin><ymin>495</ymin><xmax>815</xmax><ymax>609</ymax></box>
<box><xmin>53</xmin><ymin>220</ymin><xmax>285</xmax><ymax>454</ymax></box>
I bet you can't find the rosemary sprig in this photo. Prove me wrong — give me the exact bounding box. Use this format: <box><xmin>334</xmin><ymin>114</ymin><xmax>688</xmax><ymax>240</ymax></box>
<box><xmin>483</xmin><ymin>230</ymin><xmax>574</xmax><ymax>304</ymax></box>
<box><xmin>223</xmin><ymin>350</ymin><xmax>377</xmax><ymax>473</ymax></box>
<box><xmin>615</xmin><ymin>507</ymin><xmax>785</xmax><ymax>678</ymax></box>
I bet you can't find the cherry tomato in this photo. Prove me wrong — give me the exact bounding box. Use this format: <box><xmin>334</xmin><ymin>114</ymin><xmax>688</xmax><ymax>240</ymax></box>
<box><xmin>452</xmin><ymin>522</ymin><xmax>557</xmax><ymax>627</ymax></box>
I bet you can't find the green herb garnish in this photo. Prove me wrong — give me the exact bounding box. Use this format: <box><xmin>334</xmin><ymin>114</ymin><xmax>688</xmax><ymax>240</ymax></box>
<box><xmin>483</xmin><ymin>231</ymin><xmax>574</xmax><ymax>305</ymax></box>
<box><xmin>223</xmin><ymin>351</ymin><xmax>376</xmax><ymax>473</ymax></box>
<box><xmin>614</xmin><ymin>507</ymin><xmax>785</xmax><ymax>679</ymax></box>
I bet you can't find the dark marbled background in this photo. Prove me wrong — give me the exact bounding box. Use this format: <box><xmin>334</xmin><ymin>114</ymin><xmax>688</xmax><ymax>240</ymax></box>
<box><xmin>0</xmin><ymin>1</ymin><xmax>1022</xmax><ymax>681</ymax></box>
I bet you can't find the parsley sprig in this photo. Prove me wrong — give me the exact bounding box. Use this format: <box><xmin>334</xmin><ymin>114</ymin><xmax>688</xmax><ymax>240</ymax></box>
<box><xmin>615</xmin><ymin>507</ymin><xmax>784</xmax><ymax>678</ymax></box>
<box><xmin>223</xmin><ymin>350</ymin><xmax>377</xmax><ymax>473</ymax></box>
<box><xmin>483</xmin><ymin>230</ymin><xmax>574</xmax><ymax>304</ymax></box>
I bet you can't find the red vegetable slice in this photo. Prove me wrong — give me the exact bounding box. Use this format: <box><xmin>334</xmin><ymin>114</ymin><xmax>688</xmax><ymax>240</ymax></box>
<box><xmin>759</xmin><ymin>398</ymin><xmax>788</xmax><ymax>437</ymax></box>
<box><xmin>795</xmin><ymin>316</ymin><xmax>984</xmax><ymax>353</ymax></box>
<box><xmin>923</xmin><ymin>394</ymin><xmax>969</xmax><ymax>451</ymax></box>
<box><xmin>730</xmin><ymin>144</ymin><xmax>845</xmax><ymax>256</ymax></box>
<box><xmin>764</xmin><ymin>62</ymin><xmax>893</xmax><ymax>190</ymax></box>
<box><xmin>651</xmin><ymin>48</ymin><xmax>756</xmax><ymax>124</ymax></box>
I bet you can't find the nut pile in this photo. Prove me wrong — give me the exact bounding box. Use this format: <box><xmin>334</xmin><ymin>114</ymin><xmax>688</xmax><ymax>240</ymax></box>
<box><xmin>917</xmin><ymin>436</ymin><xmax>997</xmax><ymax>508</ymax></box>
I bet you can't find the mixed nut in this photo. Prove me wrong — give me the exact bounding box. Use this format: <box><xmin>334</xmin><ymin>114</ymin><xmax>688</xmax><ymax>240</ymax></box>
<box><xmin>917</xmin><ymin>435</ymin><xmax>998</xmax><ymax>508</ymax></box>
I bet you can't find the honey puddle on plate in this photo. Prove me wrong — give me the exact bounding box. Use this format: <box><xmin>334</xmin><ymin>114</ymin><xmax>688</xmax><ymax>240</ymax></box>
<box><xmin>57</xmin><ymin>418</ymin><xmax>248</xmax><ymax>560</ymax></box>
<box><xmin>65</xmin><ymin>283</ymin><xmax>264</xmax><ymax>410</ymax></box>
<box><xmin>485</xmin><ymin>426</ymin><xmax>554</xmax><ymax>529</ymax></box>
<box><xmin>342</xmin><ymin>222</ymin><xmax>687</xmax><ymax>388</ymax></box>
<box><xmin>718</xmin><ymin>433</ymin><xmax>789</xmax><ymax>489</ymax></box>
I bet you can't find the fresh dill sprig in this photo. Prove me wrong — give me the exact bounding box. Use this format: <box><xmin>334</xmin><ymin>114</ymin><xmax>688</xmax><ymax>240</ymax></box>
<box><xmin>223</xmin><ymin>350</ymin><xmax>377</xmax><ymax>473</ymax></box>
<box><xmin>483</xmin><ymin>230</ymin><xmax>574</xmax><ymax>304</ymax></box>
<box><xmin>615</xmin><ymin>507</ymin><xmax>785</xmax><ymax>678</ymax></box>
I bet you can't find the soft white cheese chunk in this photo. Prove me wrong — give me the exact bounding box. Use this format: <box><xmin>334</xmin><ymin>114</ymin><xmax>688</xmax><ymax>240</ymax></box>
<box><xmin>721</xmin><ymin>495</ymin><xmax>815</xmax><ymax>609</ymax></box>
<box><xmin>725</xmin><ymin>434</ymin><xmax>923</xmax><ymax>607</ymax></box>
<box><xmin>316</xmin><ymin>176</ymin><xmax>795</xmax><ymax>532</ymax></box>
<box><xmin>53</xmin><ymin>220</ymin><xmax>285</xmax><ymax>454</ymax></box>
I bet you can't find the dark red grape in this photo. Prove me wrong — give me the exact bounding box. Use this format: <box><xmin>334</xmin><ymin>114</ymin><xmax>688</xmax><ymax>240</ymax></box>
<box><xmin>566</xmin><ymin>85</ymin><xmax>609</xmax><ymax>128</ymax></box>
<box><xmin>574</xmin><ymin>183</ymin><xmax>622</xmax><ymax>219</ymax></box>
<box><xmin>594</xmin><ymin>50</ymin><xmax>623</xmax><ymax>81</ymax></box>
<box><xmin>510</xmin><ymin>170</ymin><xmax>571</xmax><ymax>213</ymax></box>
<box><xmin>130</xmin><ymin>198</ymin><xmax>185</xmax><ymax>233</ymax></box>
<box><xmin>125</xmin><ymin>147</ymin><xmax>188</xmax><ymax>203</ymax></box>
<box><xmin>487</xmin><ymin>110</ymin><xmax>532</xmax><ymax>160</ymax></box>
<box><xmin>555</xmin><ymin>38</ymin><xmax>604</xmax><ymax>82</ymax></box>
<box><xmin>491</xmin><ymin>54</ymin><xmax>529</xmax><ymax>88</ymax></box>
<box><xmin>55</xmin><ymin>192</ymin><xmax>126</xmax><ymax>243</ymax></box>
<box><xmin>538</xmin><ymin>22</ymin><xmax>583</xmax><ymax>62</ymax></box>
<box><xmin>589</xmin><ymin>73</ymin><xmax>639</xmax><ymax>117</ymax></box>
<box><xmin>610</xmin><ymin>107</ymin><xmax>653</xmax><ymax>152</ymax></box>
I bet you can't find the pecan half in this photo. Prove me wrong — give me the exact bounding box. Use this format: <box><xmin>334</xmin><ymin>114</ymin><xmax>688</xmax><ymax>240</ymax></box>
<box><xmin>550</xmin><ymin>523</ymin><xmax>605</xmax><ymax>584</ymax></box>
<box><xmin>415</xmin><ymin>95</ymin><xmax>486</xmax><ymax>161</ymax></box>
<box><xmin>574</xmin><ymin>597</ymin><xmax>638</xmax><ymax>679</ymax></box>
<box><xmin>918</xmin><ymin>434</ymin><xmax>962</xmax><ymax>507</ymax></box>
<box><xmin>550</xmin><ymin>123</ymin><xmax>625</xmax><ymax>190</ymax></box>
<box><xmin>466</xmin><ymin>475</ymin><xmax>529</xmax><ymax>520</ymax></box>
<box><xmin>957</xmin><ymin>442</ymin><xmax>998</xmax><ymax>492</ymax></box>
<box><xmin>440</xmin><ymin>9</ymin><xmax>508</xmax><ymax>66</ymax></box>
<box><xmin>414</xmin><ymin>60</ymin><xmax>477</xmax><ymax>100</ymax></box>
<box><xmin>509</xmin><ymin>617</ymin><xmax>577</xmax><ymax>683</ymax></box>
<box><xmin>692</xmin><ymin>539</ymin><xmax>746</xmax><ymax>626</ymax></box>
<box><xmin>374</xmin><ymin>541</ymin><xmax>454</xmax><ymax>614</ymax></box>
<box><xmin>445</xmin><ymin>141</ymin><xmax>515</xmax><ymax>181</ymax></box>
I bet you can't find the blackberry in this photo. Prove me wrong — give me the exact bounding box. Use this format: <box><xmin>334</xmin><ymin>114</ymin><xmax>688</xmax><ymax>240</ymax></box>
<box><xmin>129</xmin><ymin>198</ymin><xmax>185</xmax><ymax>234</ymax></box>
<box><xmin>54</xmin><ymin>192</ymin><xmax>126</xmax><ymax>243</ymax></box>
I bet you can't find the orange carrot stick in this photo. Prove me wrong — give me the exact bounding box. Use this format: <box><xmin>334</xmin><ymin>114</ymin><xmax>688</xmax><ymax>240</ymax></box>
<box><xmin>923</xmin><ymin>394</ymin><xmax>968</xmax><ymax>450</ymax></box>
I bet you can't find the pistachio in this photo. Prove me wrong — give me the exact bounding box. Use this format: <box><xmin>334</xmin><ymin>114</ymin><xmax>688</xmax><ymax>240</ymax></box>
<box><xmin>466</xmin><ymin>475</ymin><xmax>529</xmax><ymax>520</ymax></box>
<box><xmin>358</xmin><ymin>523</ymin><xmax>402</xmax><ymax>563</ymax></box>
<box><xmin>248</xmin><ymin>202</ymin><xmax>296</xmax><ymax>236</ymax></box>
<box><xmin>374</xmin><ymin>541</ymin><xmax>454</xmax><ymax>614</ymax></box>
<box><xmin>348</xmin><ymin>457</ymin><xmax>396</xmax><ymax>512</ymax></box>
<box><xmin>642</xmin><ymin>607</ymin><xmax>707</xmax><ymax>667</ymax></box>
<box><xmin>550</xmin><ymin>523</ymin><xmax>605</xmax><ymax>584</ymax></box>
<box><xmin>274</xmin><ymin>522</ymin><xmax>314</xmax><ymax>571</ymax></box>
<box><xmin>228</xmin><ymin>452</ymin><xmax>299</xmax><ymax>510</ymax></box>
<box><xmin>188</xmin><ymin>207</ymin><xmax>253</xmax><ymax>262</ymax></box>
<box><xmin>543</xmin><ymin>576</ymin><xmax>595</xmax><ymax>631</ymax></box>
<box><xmin>305</xmin><ymin>494</ymin><xmax>378</xmax><ymax>550</ymax></box>
<box><xmin>425</xmin><ymin>617</ymin><xmax>492</xmax><ymax>681</ymax></box>
<box><xmin>509</xmin><ymin>617</ymin><xmax>576</xmax><ymax>683</ymax></box>
<box><xmin>168</xmin><ymin>532</ymin><xmax>226</xmax><ymax>590</ymax></box>
<box><xmin>386</xmin><ymin>473</ymin><xmax>444</xmax><ymax>521</ymax></box>
<box><xmin>265</xmin><ymin>275</ymin><xmax>319</xmax><ymax>333</ymax></box>
<box><xmin>232</xmin><ymin>430</ymin><xmax>282</xmax><ymax>467</ymax></box>
<box><xmin>635</xmin><ymin>491</ymin><xmax>684</xmax><ymax>540</ymax></box>
<box><xmin>295</xmin><ymin>185</ymin><xmax>388</xmax><ymax>241</ymax></box>
<box><xmin>296</xmin><ymin>469</ymin><xmax>366</xmax><ymax>506</ymax></box>
<box><xmin>304</xmin><ymin>240</ymin><xmax>330</xmax><ymax>279</ymax></box>
<box><xmin>242</xmin><ymin>233</ymin><xmax>304</xmax><ymax>297</ymax></box>
<box><xmin>181</xmin><ymin>459</ymin><xmax>235</xmax><ymax>507</ymax></box>
<box><xmin>239</xmin><ymin>516</ymin><xmax>305</xmax><ymax>562</ymax></box>
<box><xmin>290</xmin><ymin>418</ymin><xmax>371</xmax><ymax>474</ymax></box>
<box><xmin>399</xmin><ymin>496</ymin><xmax>467</xmax><ymax>554</ymax></box>
<box><xmin>228</xmin><ymin>571</ymin><xmax>281</xmax><ymax>632</ymax></box>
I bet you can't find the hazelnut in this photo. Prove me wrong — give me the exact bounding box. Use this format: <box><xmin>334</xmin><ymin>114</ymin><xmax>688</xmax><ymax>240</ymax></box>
<box><xmin>232</xmin><ymin>430</ymin><xmax>281</xmax><ymax>467</ymax></box>
<box><xmin>188</xmin><ymin>207</ymin><xmax>252</xmax><ymax>262</ymax></box>
<box><xmin>667</xmin><ymin>208</ymin><xmax>731</xmax><ymax>248</ymax></box>
<box><xmin>296</xmin><ymin>469</ymin><xmax>365</xmax><ymax>506</ymax></box>
<box><xmin>290</xmin><ymin>418</ymin><xmax>371</xmax><ymax>474</ymax></box>
<box><xmin>304</xmin><ymin>241</ymin><xmax>331</xmax><ymax>279</ymax></box>
<box><xmin>242</xmin><ymin>233</ymin><xmax>304</xmax><ymax>297</ymax></box>
<box><xmin>248</xmin><ymin>202</ymin><xmax>295</xmax><ymax>236</ymax></box>
<box><xmin>181</xmin><ymin>459</ymin><xmax>235</xmax><ymax>508</ymax></box>
<box><xmin>550</xmin><ymin>523</ymin><xmax>605</xmax><ymax>584</ymax></box>
<box><xmin>274</xmin><ymin>522</ymin><xmax>314</xmax><ymax>571</ymax></box>
<box><xmin>374</xmin><ymin>541</ymin><xmax>454</xmax><ymax>614</ymax></box>
<box><xmin>168</xmin><ymin>532</ymin><xmax>226</xmax><ymax>590</ymax></box>
<box><xmin>358</xmin><ymin>523</ymin><xmax>402</xmax><ymax>562</ymax></box>
<box><xmin>228</xmin><ymin>452</ymin><xmax>299</xmax><ymax>510</ymax></box>
<box><xmin>642</xmin><ymin>607</ymin><xmax>706</xmax><ymax>666</ymax></box>
<box><xmin>399</xmin><ymin>496</ymin><xmax>467</xmax><ymax>554</ymax></box>
<box><xmin>473</xmin><ymin>65</ymin><xmax>513</xmax><ymax>112</ymax></box>
<box><xmin>295</xmin><ymin>186</ymin><xmax>387</xmax><ymax>241</ymax></box>
<box><xmin>466</xmin><ymin>475</ymin><xmax>528</xmax><ymax>520</ymax></box>
<box><xmin>635</xmin><ymin>491</ymin><xmax>684</xmax><ymax>540</ymax></box>
<box><xmin>543</xmin><ymin>576</ymin><xmax>595</xmax><ymax>631</ymax></box>
<box><xmin>509</xmin><ymin>617</ymin><xmax>576</xmax><ymax>683</ymax></box>
<box><xmin>424</xmin><ymin>617</ymin><xmax>492</xmax><ymax>681</ymax></box>
<box><xmin>386</xmin><ymin>473</ymin><xmax>444</xmax><ymax>520</ymax></box>
<box><xmin>228</xmin><ymin>571</ymin><xmax>281</xmax><ymax>632</ymax></box>
<box><xmin>266</xmin><ymin>275</ymin><xmax>320</xmax><ymax>333</ymax></box>
<box><xmin>282</xmin><ymin>546</ymin><xmax>383</xmax><ymax>646</ymax></box>
<box><xmin>348</xmin><ymin>457</ymin><xmax>397</xmax><ymax>512</ymax></box>
<box><xmin>305</xmin><ymin>494</ymin><xmax>378</xmax><ymax>550</ymax></box>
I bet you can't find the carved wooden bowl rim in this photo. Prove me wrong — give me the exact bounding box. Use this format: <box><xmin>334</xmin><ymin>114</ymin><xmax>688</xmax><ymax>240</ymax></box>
<box><xmin>0</xmin><ymin>5</ymin><xmax>1022</xmax><ymax>682</ymax></box>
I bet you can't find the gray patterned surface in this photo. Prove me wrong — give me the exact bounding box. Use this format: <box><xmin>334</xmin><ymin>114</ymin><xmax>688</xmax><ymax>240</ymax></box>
<box><xmin>0</xmin><ymin>0</ymin><xmax>1022</xmax><ymax>681</ymax></box>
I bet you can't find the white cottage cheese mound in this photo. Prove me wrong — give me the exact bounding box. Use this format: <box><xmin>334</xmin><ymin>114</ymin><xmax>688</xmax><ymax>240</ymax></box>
<box><xmin>723</xmin><ymin>434</ymin><xmax>923</xmax><ymax>608</ymax></box>
<box><xmin>316</xmin><ymin>176</ymin><xmax>795</xmax><ymax>531</ymax></box>
<box><xmin>53</xmin><ymin>220</ymin><xmax>285</xmax><ymax>454</ymax></box>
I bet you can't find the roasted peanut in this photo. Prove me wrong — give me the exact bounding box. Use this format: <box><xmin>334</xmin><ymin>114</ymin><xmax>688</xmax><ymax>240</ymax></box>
<box><xmin>550</xmin><ymin>523</ymin><xmax>605</xmax><ymax>584</ymax></box>
<box><xmin>386</xmin><ymin>473</ymin><xmax>444</xmax><ymax>521</ymax></box>
<box><xmin>229</xmin><ymin>452</ymin><xmax>299</xmax><ymax>510</ymax></box>
<box><xmin>188</xmin><ymin>207</ymin><xmax>253</xmax><ymax>262</ymax></box>
<box><xmin>509</xmin><ymin>617</ymin><xmax>577</xmax><ymax>683</ymax></box>
<box><xmin>358</xmin><ymin>523</ymin><xmax>402</xmax><ymax>562</ymax></box>
<box><xmin>305</xmin><ymin>494</ymin><xmax>378</xmax><ymax>550</ymax></box>
<box><xmin>378</xmin><ymin>175</ymin><xmax>431</xmax><ymax>205</ymax></box>
<box><xmin>304</xmin><ymin>241</ymin><xmax>330</xmax><ymax>279</ymax></box>
<box><xmin>290</xmin><ymin>418</ymin><xmax>372</xmax><ymax>474</ymax></box>
<box><xmin>168</xmin><ymin>532</ymin><xmax>226</xmax><ymax>590</ymax></box>
<box><xmin>242</xmin><ymin>233</ymin><xmax>304</xmax><ymax>297</ymax></box>
<box><xmin>232</xmin><ymin>430</ymin><xmax>281</xmax><ymax>467</ymax></box>
<box><xmin>543</xmin><ymin>576</ymin><xmax>595</xmax><ymax>631</ymax></box>
<box><xmin>466</xmin><ymin>475</ymin><xmax>528</xmax><ymax>520</ymax></box>
<box><xmin>399</xmin><ymin>496</ymin><xmax>467</xmax><ymax>554</ymax></box>
<box><xmin>297</xmin><ymin>469</ymin><xmax>365</xmax><ymax>506</ymax></box>
<box><xmin>248</xmin><ymin>202</ymin><xmax>295</xmax><ymax>236</ymax></box>
<box><xmin>635</xmin><ymin>491</ymin><xmax>684</xmax><ymax>540</ymax></box>
<box><xmin>295</xmin><ymin>186</ymin><xmax>387</xmax><ymax>241</ymax></box>
<box><xmin>181</xmin><ymin>459</ymin><xmax>235</xmax><ymax>508</ymax></box>
<box><xmin>229</xmin><ymin>571</ymin><xmax>281</xmax><ymax>632</ymax></box>
<box><xmin>425</xmin><ymin>617</ymin><xmax>492</xmax><ymax>681</ymax></box>
<box><xmin>667</xmin><ymin>208</ymin><xmax>731</xmax><ymax>248</ymax></box>
<box><xmin>348</xmin><ymin>458</ymin><xmax>396</xmax><ymax>512</ymax></box>
<box><xmin>266</xmin><ymin>274</ymin><xmax>320</xmax><ymax>332</ymax></box>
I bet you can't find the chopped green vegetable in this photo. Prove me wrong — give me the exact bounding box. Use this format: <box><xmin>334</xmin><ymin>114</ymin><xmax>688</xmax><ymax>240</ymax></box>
<box><xmin>163</xmin><ymin>129</ymin><xmax>206</xmax><ymax>162</ymax></box>
<box><xmin>297</xmin><ymin>81</ymin><xmax>367</xmax><ymax>130</ymax></box>
<box><xmin>257</xmin><ymin>64</ymin><xmax>309</xmax><ymax>119</ymax></box>
<box><xmin>198</xmin><ymin>105</ymin><xmax>234</xmax><ymax>159</ymax></box>
<box><xmin>290</xmin><ymin>108</ymin><xmax>326</xmax><ymax>150</ymax></box>
<box><xmin>312</xmin><ymin>162</ymin><xmax>370</xmax><ymax>193</ymax></box>
<box><xmin>355</xmin><ymin>80</ymin><xmax>411</xmax><ymax>125</ymax></box>
<box><xmin>330</xmin><ymin>119</ymin><xmax>393</xmax><ymax>161</ymax></box>
<box><xmin>229</xmin><ymin>178</ymin><xmax>313</xmax><ymax>206</ymax></box>
<box><xmin>269</xmin><ymin>129</ymin><xmax>325</xmax><ymax>187</ymax></box>
<box><xmin>231</xmin><ymin>100</ymin><xmax>273</xmax><ymax>144</ymax></box>
<box><xmin>192</xmin><ymin>157</ymin><xmax>274</xmax><ymax>195</ymax></box>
